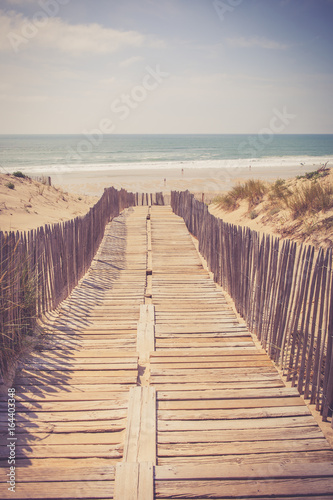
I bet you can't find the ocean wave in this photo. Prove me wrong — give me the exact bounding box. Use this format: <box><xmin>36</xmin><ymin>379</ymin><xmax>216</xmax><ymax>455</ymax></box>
<box><xmin>10</xmin><ymin>155</ymin><xmax>333</xmax><ymax>175</ymax></box>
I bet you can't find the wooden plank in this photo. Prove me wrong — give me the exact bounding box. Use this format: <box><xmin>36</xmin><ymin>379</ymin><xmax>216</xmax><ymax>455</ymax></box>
<box><xmin>24</xmin><ymin>350</ymin><xmax>139</xmax><ymax>359</ymax></box>
<box><xmin>158</xmin><ymin>405</ymin><xmax>311</xmax><ymax>421</ymax></box>
<box><xmin>155</xmin><ymin>477</ymin><xmax>333</xmax><ymax>498</ymax></box>
<box><xmin>140</xmin><ymin>387</ymin><xmax>157</xmax><ymax>464</ymax></box>
<box><xmin>153</xmin><ymin>380</ymin><xmax>286</xmax><ymax>391</ymax></box>
<box><xmin>10</xmin><ymin>399</ymin><xmax>129</xmax><ymax>412</ymax></box>
<box><xmin>138</xmin><ymin>462</ymin><xmax>154</xmax><ymax>500</ymax></box>
<box><xmin>157</xmin><ymin>438</ymin><xmax>331</xmax><ymax>457</ymax></box>
<box><xmin>157</xmin><ymin>426</ymin><xmax>323</xmax><ymax>444</ymax></box>
<box><xmin>1</xmin><ymin>481</ymin><xmax>114</xmax><ymax>499</ymax></box>
<box><xmin>14</xmin><ymin>389</ymin><xmax>130</xmax><ymax>402</ymax></box>
<box><xmin>157</xmin><ymin>450</ymin><xmax>333</xmax><ymax>467</ymax></box>
<box><xmin>156</xmin><ymin>341</ymin><xmax>254</xmax><ymax>348</ymax></box>
<box><xmin>0</xmin><ymin>444</ymin><xmax>123</xmax><ymax>459</ymax></box>
<box><xmin>123</xmin><ymin>387</ymin><xmax>156</xmax><ymax>464</ymax></box>
<box><xmin>150</xmin><ymin>349</ymin><xmax>262</xmax><ymax>356</ymax></box>
<box><xmin>151</xmin><ymin>354</ymin><xmax>267</xmax><ymax>363</ymax></box>
<box><xmin>15</xmin><ymin>384</ymin><xmax>132</xmax><ymax>398</ymax></box>
<box><xmin>25</xmin><ymin>362</ymin><xmax>138</xmax><ymax>371</ymax></box>
<box><xmin>114</xmin><ymin>462</ymin><xmax>153</xmax><ymax>500</ymax></box>
<box><xmin>157</xmin><ymin>397</ymin><xmax>304</xmax><ymax>410</ymax></box>
<box><xmin>14</xmin><ymin>420</ymin><xmax>126</xmax><ymax>433</ymax></box>
<box><xmin>151</xmin><ymin>367</ymin><xmax>277</xmax><ymax>377</ymax></box>
<box><xmin>4</xmin><ymin>409</ymin><xmax>127</xmax><ymax>423</ymax></box>
<box><xmin>151</xmin><ymin>373</ymin><xmax>282</xmax><ymax>384</ymax></box>
<box><xmin>0</xmin><ymin>458</ymin><xmax>115</xmax><ymax>482</ymax></box>
<box><xmin>155</xmin><ymin>462</ymin><xmax>333</xmax><ymax>480</ymax></box>
<box><xmin>155</xmin><ymin>497</ymin><xmax>333</xmax><ymax>500</ymax></box>
<box><xmin>12</xmin><ymin>431</ymin><xmax>125</xmax><ymax>446</ymax></box>
<box><xmin>123</xmin><ymin>388</ymin><xmax>141</xmax><ymax>462</ymax></box>
<box><xmin>157</xmin><ymin>387</ymin><xmax>300</xmax><ymax>400</ymax></box>
<box><xmin>152</xmin><ymin>360</ymin><xmax>273</xmax><ymax>369</ymax></box>
<box><xmin>14</xmin><ymin>375</ymin><xmax>137</xmax><ymax>385</ymax></box>
<box><xmin>137</xmin><ymin>312</ymin><xmax>155</xmax><ymax>364</ymax></box>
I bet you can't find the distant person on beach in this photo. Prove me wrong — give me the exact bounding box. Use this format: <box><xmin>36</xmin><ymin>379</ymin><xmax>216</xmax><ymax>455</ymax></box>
<box><xmin>181</xmin><ymin>168</ymin><xmax>184</xmax><ymax>176</ymax></box>
<box><xmin>164</xmin><ymin>178</ymin><xmax>166</xmax><ymax>186</ymax></box>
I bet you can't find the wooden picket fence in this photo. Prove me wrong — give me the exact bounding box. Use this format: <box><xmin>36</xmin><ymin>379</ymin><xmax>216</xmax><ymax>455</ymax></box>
<box><xmin>135</xmin><ymin>192</ymin><xmax>165</xmax><ymax>206</ymax></box>
<box><xmin>171</xmin><ymin>190</ymin><xmax>333</xmax><ymax>424</ymax></box>
<box><xmin>0</xmin><ymin>187</ymin><xmax>145</xmax><ymax>382</ymax></box>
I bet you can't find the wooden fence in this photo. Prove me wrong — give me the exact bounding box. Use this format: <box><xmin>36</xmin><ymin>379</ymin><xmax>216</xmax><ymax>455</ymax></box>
<box><xmin>0</xmin><ymin>187</ymin><xmax>141</xmax><ymax>382</ymax></box>
<box><xmin>171</xmin><ymin>190</ymin><xmax>333</xmax><ymax>424</ymax></box>
<box><xmin>135</xmin><ymin>192</ymin><xmax>165</xmax><ymax>206</ymax></box>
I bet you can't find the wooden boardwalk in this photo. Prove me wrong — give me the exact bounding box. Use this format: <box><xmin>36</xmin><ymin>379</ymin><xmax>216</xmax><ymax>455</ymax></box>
<box><xmin>1</xmin><ymin>205</ymin><xmax>333</xmax><ymax>499</ymax></box>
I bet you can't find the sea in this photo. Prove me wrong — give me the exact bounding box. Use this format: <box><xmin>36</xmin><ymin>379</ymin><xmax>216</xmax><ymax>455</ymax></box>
<box><xmin>1</xmin><ymin>134</ymin><xmax>333</xmax><ymax>174</ymax></box>
<box><xmin>1</xmin><ymin>134</ymin><xmax>333</xmax><ymax>194</ymax></box>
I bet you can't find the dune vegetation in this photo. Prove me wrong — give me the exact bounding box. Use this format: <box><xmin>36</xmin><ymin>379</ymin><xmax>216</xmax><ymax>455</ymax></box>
<box><xmin>211</xmin><ymin>167</ymin><xmax>333</xmax><ymax>248</ymax></box>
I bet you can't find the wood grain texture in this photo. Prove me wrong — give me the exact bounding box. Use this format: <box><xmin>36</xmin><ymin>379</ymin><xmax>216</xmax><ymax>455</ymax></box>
<box><xmin>150</xmin><ymin>204</ymin><xmax>333</xmax><ymax>499</ymax></box>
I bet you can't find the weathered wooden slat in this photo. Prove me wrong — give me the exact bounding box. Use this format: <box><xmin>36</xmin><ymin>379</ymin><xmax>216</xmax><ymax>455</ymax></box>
<box><xmin>158</xmin><ymin>405</ymin><xmax>311</xmax><ymax>420</ymax></box>
<box><xmin>0</xmin><ymin>444</ymin><xmax>123</xmax><ymax>459</ymax></box>
<box><xmin>157</xmin><ymin>450</ymin><xmax>333</xmax><ymax>467</ymax></box>
<box><xmin>155</xmin><ymin>462</ymin><xmax>333</xmax><ymax>480</ymax></box>
<box><xmin>155</xmin><ymin>477</ymin><xmax>333</xmax><ymax>498</ymax></box>
<box><xmin>157</xmin><ymin>426</ymin><xmax>322</xmax><ymax>443</ymax></box>
<box><xmin>0</xmin><ymin>458</ymin><xmax>115</xmax><ymax>482</ymax></box>
<box><xmin>13</xmin><ymin>420</ymin><xmax>126</xmax><ymax>433</ymax></box>
<box><xmin>8</xmin><ymin>399</ymin><xmax>129</xmax><ymax>413</ymax></box>
<box><xmin>157</xmin><ymin>387</ymin><xmax>300</xmax><ymax>400</ymax></box>
<box><xmin>114</xmin><ymin>462</ymin><xmax>154</xmax><ymax>500</ymax></box>
<box><xmin>137</xmin><ymin>304</ymin><xmax>155</xmax><ymax>363</ymax></box>
<box><xmin>1</xmin><ymin>481</ymin><xmax>114</xmax><ymax>499</ymax></box>
<box><xmin>123</xmin><ymin>387</ymin><xmax>156</xmax><ymax>464</ymax></box>
<box><xmin>157</xmin><ymin>397</ymin><xmax>305</xmax><ymax>410</ymax></box>
<box><xmin>153</xmin><ymin>380</ymin><xmax>286</xmax><ymax>391</ymax></box>
<box><xmin>158</xmin><ymin>438</ymin><xmax>330</xmax><ymax>457</ymax></box>
<box><xmin>152</xmin><ymin>360</ymin><xmax>273</xmax><ymax>369</ymax></box>
<box><xmin>1</xmin><ymin>409</ymin><xmax>127</xmax><ymax>423</ymax></box>
<box><xmin>157</xmin><ymin>414</ymin><xmax>317</xmax><ymax>431</ymax></box>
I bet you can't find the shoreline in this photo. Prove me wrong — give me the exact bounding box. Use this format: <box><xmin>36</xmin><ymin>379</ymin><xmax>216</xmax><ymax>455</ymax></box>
<box><xmin>34</xmin><ymin>162</ymin><xmax>327</xmax><ymax>196</ymax></box>
<box><xmin>2</xmin><ymin>161</ymin><xmax>333</xmax><ymax>242</ymax></box>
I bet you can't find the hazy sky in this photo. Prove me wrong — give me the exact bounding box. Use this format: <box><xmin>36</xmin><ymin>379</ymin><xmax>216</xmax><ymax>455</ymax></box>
<box><xmin>0</xmin><ymin>0</ymin><xmax>332</xmax><ymax>134</ymax></box>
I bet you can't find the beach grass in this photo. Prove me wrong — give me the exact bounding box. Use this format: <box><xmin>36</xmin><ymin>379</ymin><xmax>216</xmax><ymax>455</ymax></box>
<box><xmin>13</xmin><ymin>171</ymin><xmax>27</xmax><ymax>179</ymax></box>
<box><xmin>0</xmin><ymin>241</ymin><xmax>37</xmax><ymax>385</ymax></box>
<box><xmin>216</xmin><ymin>179</ymin><xmax>268</xmax><ymax>211</ymax></box>
<box><xmin>287</xmin><ymin>181</ymin><xmax>333</xmax><ymax>218</ymax></box>
<box><xmin>210</xmin><ymin>167</ymin><xmax>333</xmax><ymax>248</ymax></box>
<box><xmin>268</xmin><ymin>178</ymin><xmax>292</xmax><ymax>204</ymax></box>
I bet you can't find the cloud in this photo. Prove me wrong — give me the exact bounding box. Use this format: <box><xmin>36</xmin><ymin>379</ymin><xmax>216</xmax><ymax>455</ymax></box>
<box><xmin>99</xmin><ymin>77</ymin><xmax>116</xmax><ymax>85</ymax></box>
<box><xmin>0</xmin><ymin>10</ymin><xmax>150</xmax><ymax>55</ymax></box>
<box><xmin>119</xmin><ymin>56</ymin><xmax>144</xmax><ymax>67</ymax></box>
<box><xmin>46</xmin><ymin>21</ymin><xmax>145</xmax><ymax>55</ymax></box>
<box><xmin>227</xmin><ymin>36</ymin><xmax>288</xmax><ymax>50</ymax></box>
<box><xmin>0</xmin><ymin>94</ymin><xmax>48</xmax><ymax>102</ymax></box>
<box><xmin>5</xmin><ymin>0</ymin><xmax>40</xmax><ymax>4</ymax></box>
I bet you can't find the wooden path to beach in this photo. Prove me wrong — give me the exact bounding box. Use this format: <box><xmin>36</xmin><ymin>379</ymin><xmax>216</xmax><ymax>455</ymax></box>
<box><xmin>1</xmin><ymin>205</ymin><xmax>333</xmax><ymax>499</ymax></box>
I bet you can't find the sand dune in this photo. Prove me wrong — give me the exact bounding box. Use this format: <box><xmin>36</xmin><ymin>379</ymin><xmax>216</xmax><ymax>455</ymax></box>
<box><xmin>0</xmin><ymin>174</ymin><xmax>98</xmax><ymax>232</ymax></box>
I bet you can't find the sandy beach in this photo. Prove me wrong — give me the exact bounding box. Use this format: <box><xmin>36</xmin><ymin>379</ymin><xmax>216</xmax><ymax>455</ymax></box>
<box><xmin>1</xmin><ymin>161</ymin><xmax>332</xmax><ymax>249</ymax></box>
<box><xmin>0</xmin><ymin>174</ymin><xmax>97</xmax><ymax>232</ymax></box>
<box><xmin>48</xmin><ymin>162</ymin><xmax>324</xmax><ymax>197</ymax></box>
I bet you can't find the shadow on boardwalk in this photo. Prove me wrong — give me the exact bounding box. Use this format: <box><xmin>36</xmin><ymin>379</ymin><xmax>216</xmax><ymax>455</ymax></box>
<box><xmin>0</xmin><ymin>213</ymin><xmax>129</xmax><ymax>467</ymax></box>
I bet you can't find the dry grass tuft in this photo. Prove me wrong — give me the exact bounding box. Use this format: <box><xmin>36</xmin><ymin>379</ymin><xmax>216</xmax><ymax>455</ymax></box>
<box><xmin>287</xmin><ymin>182</ymin><xmax>333</xmax><ymax>219</ymax></box>
<box><xmin>0</xmin><ymin>239</ymin><xmax>37</xmax><ymax>384</ymax></box>
<box><xmin>268</xmin><ymin>179</ymin><xmax>292</xmax><ymax>204</ymax></box>
<box><xmin>217</xmin><ymin>179</ymin><xmax>267</xmax><ymax>211</ymax></box>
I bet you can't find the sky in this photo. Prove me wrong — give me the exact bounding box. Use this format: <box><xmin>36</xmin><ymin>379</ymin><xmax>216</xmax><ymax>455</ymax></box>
<box><xmin>0</xmin><ymin>0</ymin><xmax>332</xmax><ymax>134</ymax></box>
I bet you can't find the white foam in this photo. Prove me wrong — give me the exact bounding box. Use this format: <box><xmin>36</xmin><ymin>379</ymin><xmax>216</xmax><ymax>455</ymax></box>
<box><xmin>10</xmin><ymin>155</ymin><xmax>333</xmax><ymax>175</ymax></box>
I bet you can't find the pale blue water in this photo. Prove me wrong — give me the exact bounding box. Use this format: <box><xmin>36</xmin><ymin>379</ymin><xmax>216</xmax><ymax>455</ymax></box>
<box><xmin>0</xmin><ymin>134</ymin><xmax>332</xmax><ymax>176</ymax></box>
